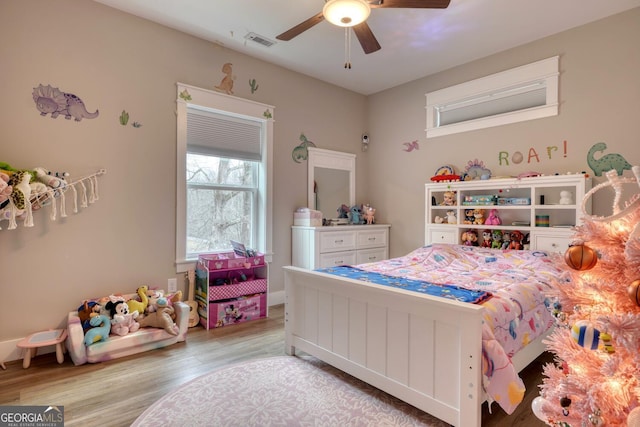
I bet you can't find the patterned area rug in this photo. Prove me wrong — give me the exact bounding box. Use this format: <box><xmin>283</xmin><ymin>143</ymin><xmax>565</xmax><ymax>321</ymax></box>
<box><xmin>132</xmin><ymin>356</ymin><xmax>449</xmax><ymax>426</ymax></box>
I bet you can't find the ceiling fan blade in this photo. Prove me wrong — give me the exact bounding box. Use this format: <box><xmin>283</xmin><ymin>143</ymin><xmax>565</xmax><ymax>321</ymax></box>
<box><xmin>353</xmin><ymin>22</ymin><xmax>381</xmax><ymax>54</ymax></box>
<box><xmin>276</xmin><ymin>12</ymin><xmax>325</xmax><ymax>41</ymax></box>
<box><xmin>370</xmin><ymin>0</ymin><xmax>450</xmax><ymax>8</ymax></box>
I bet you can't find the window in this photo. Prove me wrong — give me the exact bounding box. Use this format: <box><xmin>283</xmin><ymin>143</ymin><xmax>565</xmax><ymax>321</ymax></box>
<box><xmin>426</xmin><ymin>56</ymin><xmax>559</xmax><ymax>138</ymax></box>
<box><xmin>176</xmin><ymin>83</ymin><xmax>274</xmax><ymax>272</ymax></box>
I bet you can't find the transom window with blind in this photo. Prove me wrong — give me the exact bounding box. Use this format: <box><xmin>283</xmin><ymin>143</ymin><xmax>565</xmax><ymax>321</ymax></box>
<box><xmin>175</xmin><ymin>83</ymin><xmax>274</xmax><ymax>272</ymax></box>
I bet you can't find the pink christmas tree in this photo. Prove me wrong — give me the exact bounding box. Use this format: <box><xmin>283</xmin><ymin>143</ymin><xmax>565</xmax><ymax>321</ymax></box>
<box><xmin>534</xmin><ymin>166</ymin><xmax>640</xmax><ymax>426</ymax></box>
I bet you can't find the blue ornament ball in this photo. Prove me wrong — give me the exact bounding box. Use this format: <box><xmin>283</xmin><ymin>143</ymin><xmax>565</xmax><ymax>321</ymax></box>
<box><xmin>571</xmin><ymin>320</ymin><xmax>600</xmax><ymax>350</ymax></box>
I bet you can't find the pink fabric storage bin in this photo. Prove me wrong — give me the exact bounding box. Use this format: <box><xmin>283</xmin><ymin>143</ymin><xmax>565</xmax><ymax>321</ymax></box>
<box><xmin>200</xmin><ymin>293</ymin><xmax>267</xmax><ymax>329</ymax></box>
<box><xmin>209</xmin><ymin>279</ymin><xmax>267</xmax><ymax>301</ymax></box>
<box><xmin>198</xmin><ymin>252</ymin><xmax>265</xmax><ymax>271</ymax></box>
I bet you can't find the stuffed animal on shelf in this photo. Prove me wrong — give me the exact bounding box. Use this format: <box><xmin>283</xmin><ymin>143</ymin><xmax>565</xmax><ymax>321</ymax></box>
<box><xmin>349</xmin><ymin>205</ymin><xmax>362</xmax><ymax>225</ymax></box>
<box><xmin>491</xmin><ymin>230</ymin><xmax>503</xmax><ymax>249</ymax></box>
<box><xmin>83</xmin><ymin>315</ymin><xmax>111</xmax><ymax>346</ymax></box>
<box><xmin>138</xmin><ymin>298</ymin><xmax>178</xmax><ymax>336</ymax></box>
<box><xmin>509</xmin><ymin>230</ymin><xmax>525</xmax><ymax>250</ymax></box>
<box><xmin>105</xmin><ymin>300</ymin><xmax>140</xmax><ymax>336</ymax></box>
<box><xmin>481</xmin><ymin>230</ymin><xmax>493</xmax><ymax>248</ymax></box>
<box><xmin>461</xmin><ymin>229</ymin><xmax>478</xmax><ymax>246</ymax></box>
<box><xmin>485</xmin><ymin>209</ymin><xmax>502</xmax><ymax>225</ymax></box>
<box><xmin>559</xmin><ymin>191</ymin><xmax>573</xmax><ymax>205</ymax></box>
<box><xmin>440</xmin><ymin>191</ymin><xmax>456</xmax><ymax>206</ymax></box>
<box><xmin>473</xmin><ymin>208</ymin><xmax>485</xmax><ymax>225</ymax></box>
<box><xmin>363</xmin><ymin>205</ymin><xmax>376</xmax><ymax>225</ymax></box>
<box><xmin>501</xmin><ymin>231</ymin><xmax>512</xmax><ymax>250</ymax></box>
<box><xmin>463</xmin><ymin>209</ymin><xmax>475</xmax><ymax>224</ymax></box>
<box><xmin>434</xmin><ymin>215</ymin><xmax>444</xmax><ymax>224</ymax></box>
<box><xmin>446</xmin><ymin>210</ymin><xmax>457</xmax><ymax>224</ymax></box>
<box><xmin>337</xmin><ymin>204</ymin><xmax>349</xmax><ymax>219</ymax></box>
<box><xmin>0</xmin><ymin>172</ymin><xmax>12</xmax><ymax>207</ymax></box>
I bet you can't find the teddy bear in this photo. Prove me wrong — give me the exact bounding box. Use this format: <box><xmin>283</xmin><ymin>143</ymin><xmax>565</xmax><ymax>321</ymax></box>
<box><xmin>105</xmin><ymin>300</ymin><xmax>140</xmax><ymax>336</ymax></box>
<box><xmin>138</xmin><ymin>298</ymin><xmax>179</xmax><ymax>335</ymax></box>
<box><xmin>146</xmin><ymin>289</ymin><xmax>183</xmax><ymax>320</ymax></box>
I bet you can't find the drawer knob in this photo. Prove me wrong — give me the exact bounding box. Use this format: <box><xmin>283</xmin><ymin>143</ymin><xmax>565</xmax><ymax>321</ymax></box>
<box><xmin>334</xmin><ymin>239</ymin><xmax>343</xmax><ymax>244</ymax></box>
<box><xmin>368</xmin><ymin>237</ymin><xmax>376</xmax><ymax>241</ymax></box>
<box><xmin>334</xmin><ymin>260</ymin><xmax>343</xmax><ymax>265</ymax></box>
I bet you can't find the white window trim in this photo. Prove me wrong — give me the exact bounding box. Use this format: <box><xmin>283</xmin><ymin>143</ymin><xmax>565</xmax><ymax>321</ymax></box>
<box><xmin>176</xmin><ymin>83</ymin><xmax>274</xmax><ymax>273</ymax></box>
<box><xmin>426</xmin><ymin>56</ymin><xmax>559</xmax><ymax>138</ymax></box>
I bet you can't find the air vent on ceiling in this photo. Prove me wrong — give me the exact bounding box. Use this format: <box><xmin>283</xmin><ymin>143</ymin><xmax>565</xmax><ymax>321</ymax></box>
<box><xmin>245</xmin><ymin>32</ymin><xmax>276</xmax><ymax>47</ymax></box>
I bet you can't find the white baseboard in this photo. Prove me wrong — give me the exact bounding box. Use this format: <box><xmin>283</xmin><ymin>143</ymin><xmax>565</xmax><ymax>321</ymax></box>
<box><xmin>268</xmin><ymin>290</ymin><xmax>284</xmax><ymax>306</ymax></box>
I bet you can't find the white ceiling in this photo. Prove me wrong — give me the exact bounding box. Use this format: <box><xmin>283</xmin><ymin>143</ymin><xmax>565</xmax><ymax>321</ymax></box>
<box><xmin>94</xmin><ymin>0</ymin><xmax>640</xmax><ymax>95</ymax></box>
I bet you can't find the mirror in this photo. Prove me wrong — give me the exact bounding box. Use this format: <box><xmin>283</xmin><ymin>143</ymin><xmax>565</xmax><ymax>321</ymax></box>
<box><xmin>307</xmin><ymin>147</ymin><xmax>355</xmax><ymax>222</ymax></box>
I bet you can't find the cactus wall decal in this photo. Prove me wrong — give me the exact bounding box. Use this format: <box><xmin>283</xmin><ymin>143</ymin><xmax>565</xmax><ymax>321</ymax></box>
<box><xmin>119</xmin><ymin>110</ymin><xmax>130</xmax><ymax>126</ymax></box>
<box><xmin>249</xmin><ymin>78</ymin><xmax>259</xmax><ymax>94</ymax></box>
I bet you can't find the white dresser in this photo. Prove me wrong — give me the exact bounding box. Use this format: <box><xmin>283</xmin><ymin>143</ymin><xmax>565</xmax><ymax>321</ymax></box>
<box><xmin>291</xmin><ymin>224</ymin><xmax>390</xmax><ymax>269</ymax></box>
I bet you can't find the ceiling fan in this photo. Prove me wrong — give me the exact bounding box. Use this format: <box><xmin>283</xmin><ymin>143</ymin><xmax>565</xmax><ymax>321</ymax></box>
<box><xmin>276</xmin><ymin>0</ymin><xmax>451</xmax><ymax>55</ymax></box>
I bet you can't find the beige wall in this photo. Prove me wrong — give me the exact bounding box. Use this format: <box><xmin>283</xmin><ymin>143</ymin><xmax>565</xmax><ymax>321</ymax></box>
<box><xmin>368</xmin><ymin>8</ymin><xmax>640</xmax><ymax>257</ymax></box>
<box><xmin>1</xmin><ymin>0</ymin><xmax>638</xmax><ymax>361</ymax></box>
<box><xmin>0</xmin><ymin>0</ymin><xmax>367</xmax><ymax>357</ymax></box>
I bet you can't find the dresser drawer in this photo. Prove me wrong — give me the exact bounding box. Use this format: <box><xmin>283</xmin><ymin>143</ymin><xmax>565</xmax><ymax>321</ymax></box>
<box><xmin>319</xmin><ymin>230</ymin><xmax>357</xmax><ymax>253</ymax></box>
<box><xmin>428</xmin><ymin>228</ymin><xmax>458</xmax><ymax>244</ymax></box>
<box><xmin>356</xmin><ymin>247</ymin><xmax>388</xmax><ymax>265</ymax></box>
<box><xmin>357</xmin><ymin>228</ymin><xmax>388</xmax><ymax>249</ymax></box>
<box><xmin>318</xmin><ymin>251</ymin><xmax>357</xmax><ymax>268</ymax></box>
<box><xmin>533</xmin><ymin>235</ymin><xmax>571</xmax><ymax>253</ymax></box>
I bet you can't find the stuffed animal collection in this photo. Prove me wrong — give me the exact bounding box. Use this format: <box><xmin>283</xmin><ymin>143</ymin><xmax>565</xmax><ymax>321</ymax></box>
<box><xmin>467</xmin><ymin>228</ymin><xmax>527</xmax><ymax>250</ymax></box>
<box><xmin>78</xmin><ymin>286</ymin><xmax>183</xmax><ymax>345</ymax></box>
<box><xmin>0</xmin><ymin>162</ymin><xmax>68</xmax><ymax>229</ymax></box>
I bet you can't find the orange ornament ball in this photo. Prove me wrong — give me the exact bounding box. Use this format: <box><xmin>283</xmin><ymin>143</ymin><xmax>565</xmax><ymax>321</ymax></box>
<box><xmin>628</xmin><ymin>279</ymin><xmax>640</xmax><ymax>307</ymax></box>
<box><xmin>564</xmin><ymin>244</ymin><xmax>598</xmax><ymax>271</ymax></box>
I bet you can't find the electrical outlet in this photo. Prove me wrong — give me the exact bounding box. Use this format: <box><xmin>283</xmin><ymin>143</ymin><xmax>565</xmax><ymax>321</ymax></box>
<box><xmin>167</xmin><ymin>278</ymin><xmax>177</xmax><ymax>292</ymax></box>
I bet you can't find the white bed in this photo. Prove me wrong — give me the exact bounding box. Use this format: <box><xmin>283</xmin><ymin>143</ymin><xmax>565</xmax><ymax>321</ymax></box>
<box><xmin>283</xmin><ymin>244</ymin><xmax>559</xmax><ymax>426</ymax></box>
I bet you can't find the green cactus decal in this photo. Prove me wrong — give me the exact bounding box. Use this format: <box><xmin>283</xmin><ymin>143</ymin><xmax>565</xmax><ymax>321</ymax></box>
<box><xmin>119</xmin><ymin>110</ymin><xmax>129</xmax><ymax>126</ymax></box>
<box><xmin>263</xmin><ymin>109</ymin><xmax>272</xmax><ymax>119</ymax></box>
<box><xmin>249</xmin><ymin>78</ymin><xmax>259</xmax><ymax>94</ymax></box>
<box><xmin>179</xmin><ymin>89</ymin><xmax>192</xmax><ymax>101</ymax></box>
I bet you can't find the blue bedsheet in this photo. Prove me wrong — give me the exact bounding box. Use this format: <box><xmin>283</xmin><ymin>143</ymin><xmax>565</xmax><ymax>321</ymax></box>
<box><xmin>316</xmin><ymin>265</ymin><xmax>492</xmax><ymax>304</ymax></box>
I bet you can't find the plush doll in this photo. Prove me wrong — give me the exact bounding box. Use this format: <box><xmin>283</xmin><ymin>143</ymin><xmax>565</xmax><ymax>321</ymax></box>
<box><xmin>440</xmin><ymin>191</ymin><xmax>456</xmax><ymax>206</ymax></box>
<box><xmin>484</xmin><ymin>209</ymin><xmax>502</xmax><ymax>225</ymax></box>
<box><xmin>84</xmin><ymin>315</ymin><xmax>111</xmax><ymax>346</ymax></box>
<box><xmin>77</xmin><ymin>301</ymin><xmax>101</xmax><ymax>332</ymax></box>
<box><xmin>491</xmin><ymin>230</ymin><xmax>503</xmax><ymax>249</ymax></box>
<box><xmin>462</xmin><ymin>229</ymin><xmax>478</xmax><ymax>246</ymax></box>
<box><xmin>126</xmin><ymin>285</ymin><xmax>149</xmax><ymax>317</ymax></box>
<box><xmin>363</xmin><ymin>206</ymin><xmax>376</xmax><ymax>225</ymax></box>
<box><xmin>509</xmin><ymin>230</ymin><xmax>524</xmax><ymax>250</ymax></box>
<box><xmin>146</xmin><ymin>289</ymin><xmax>183</xmax><ymax>320</ymax></box>
<box><xmin>349</xmin><ymin>205</ymin><xmax>362</xmax><ymax>225</ymax></box>
<box><xmin>337</xmin><ymin>204</ymin><xmax>349</xmax><ymax>219</ymax></box>
<box><xmin>446</xmin><ymin>210</ymin><xmax>456</xmax><ymax>224</ymax></box>
<box><xmin>105</xmin><ymin>300</ymin><xmax>140</xmax><ymax>336</ymax></box>
<box><xmin>463</xmin><ymin>209</ymin><xmax>474</xmax><ymax>224</ymax></box>
<box><xmin>0</xmin><ymin>172</ymin><xmax>12</xmax><ymax>208</ymax></box>
<box><xmin>138</xmin><ymin>298</ymin><xmax>178</xmax><ymax>336</ymax></box>
<box><xmin>473</xmin><ymin>208</ymin><xmax>485</xmax><ymax>225</ymax></box>
<box><xmin>481</xmin><ymin>230</ymin><xmax>493</xmax><ymax>248</ymax></box>
<box><xmin>501</xmin><ymin>231</ymin><xmax>512</xmax><ymax>250</ymax></box>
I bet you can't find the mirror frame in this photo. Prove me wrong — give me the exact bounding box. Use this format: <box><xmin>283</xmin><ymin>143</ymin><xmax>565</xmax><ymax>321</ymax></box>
<box><xmin>307</xmin><ymin>147</ymin><xmax>356</xmax><ymax>216</ymax></box>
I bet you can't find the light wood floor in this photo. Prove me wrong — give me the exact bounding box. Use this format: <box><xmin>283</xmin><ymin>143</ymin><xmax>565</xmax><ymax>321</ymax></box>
<box><xmin>1</xmin><ymin>304</ymin><xmax>548</xmax><ymax>426</ymax></box>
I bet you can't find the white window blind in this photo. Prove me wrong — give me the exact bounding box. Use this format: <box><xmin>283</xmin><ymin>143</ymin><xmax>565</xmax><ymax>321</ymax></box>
<box><xmin>187</xmin><ymin>106</ymin><xmax>262</xmax><ymax>161</ymax></box>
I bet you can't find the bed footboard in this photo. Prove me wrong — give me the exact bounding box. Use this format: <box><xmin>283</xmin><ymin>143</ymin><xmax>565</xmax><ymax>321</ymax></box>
<box><xmin>283</xmin><ymin>266</ymin><xmax>485</xmax><ymax>427</ymax></box>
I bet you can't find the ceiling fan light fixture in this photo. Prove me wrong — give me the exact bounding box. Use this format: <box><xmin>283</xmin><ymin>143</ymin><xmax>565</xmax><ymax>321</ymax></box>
<box><xmin>323</xmin><ymin>0</ymin><xmax>371</xmax><ymax>28</ymax></box>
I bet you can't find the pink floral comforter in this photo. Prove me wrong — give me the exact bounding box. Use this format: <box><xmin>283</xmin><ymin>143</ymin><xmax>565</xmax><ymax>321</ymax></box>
<box><xmin>356</xmin><ymin>243</ymin><xmax>564</xmax><ymax>414</ymax></box>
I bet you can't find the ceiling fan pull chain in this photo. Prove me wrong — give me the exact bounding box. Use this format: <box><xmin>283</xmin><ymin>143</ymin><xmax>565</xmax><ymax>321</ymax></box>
<box><xmin>344</xmin><ymin>27</ymin><xmax>352</xmax><ymax>69</ymax></box>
